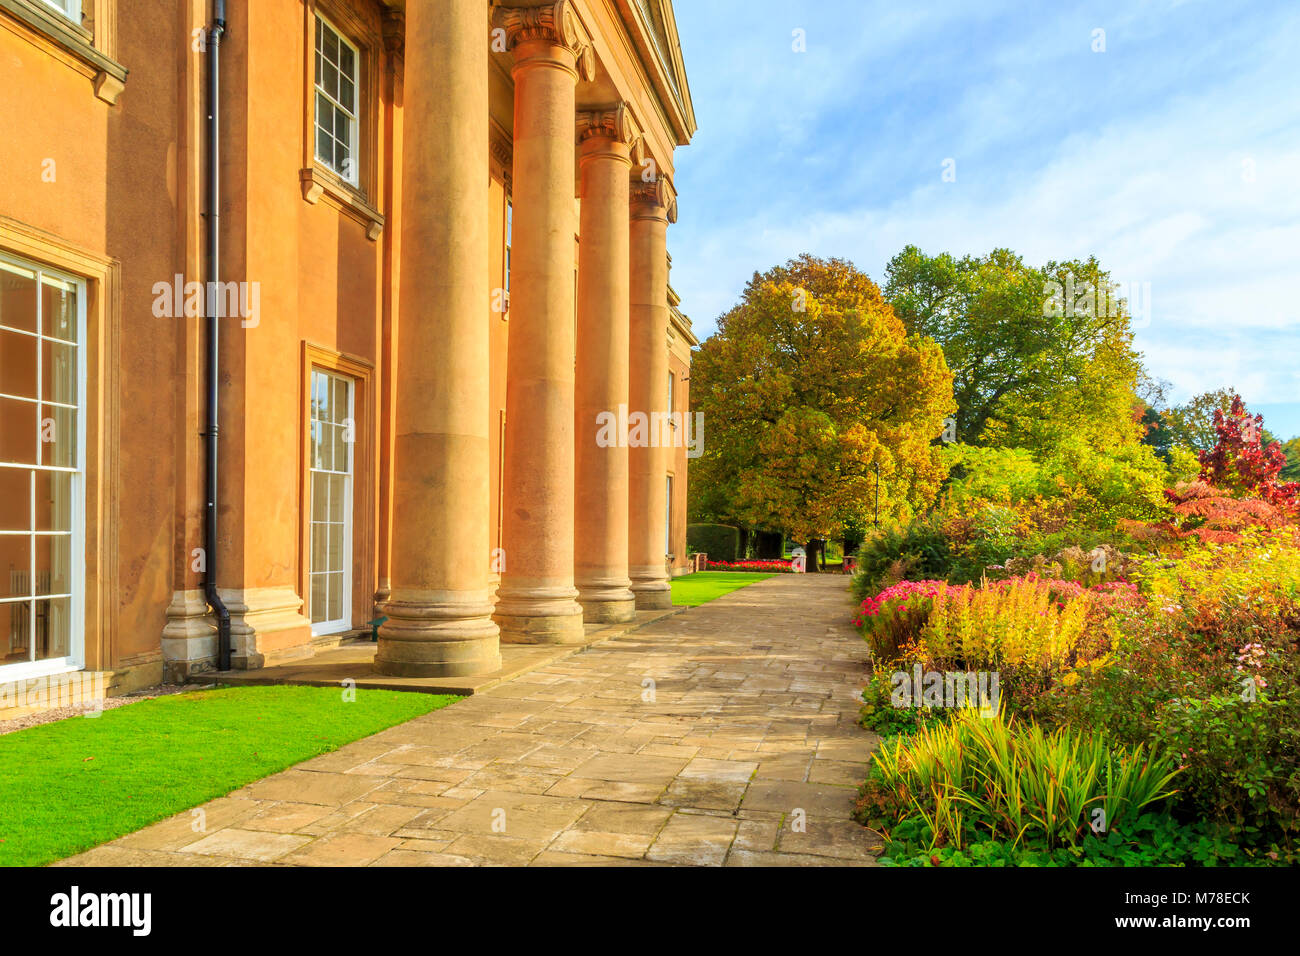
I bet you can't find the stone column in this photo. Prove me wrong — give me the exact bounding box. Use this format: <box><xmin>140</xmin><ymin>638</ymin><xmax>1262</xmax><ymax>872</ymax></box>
<box><xmin>574</xmin><ymin>105</ymin><xmax>637</xmax><ymax>624</ymax></box>
<box><xmin>376</xmin><ymin>0</ymin><xmax>501</xmax><ymax>677</ymax></box>
<box><xmin>494</xmin><ymin>1</ymin><xmax>593</xmax><ymax>643</ymax></box>
<box><xmin>628</xmin><ymin>178</ymin><xmax>675</xmax><ymax>609</ymax></box>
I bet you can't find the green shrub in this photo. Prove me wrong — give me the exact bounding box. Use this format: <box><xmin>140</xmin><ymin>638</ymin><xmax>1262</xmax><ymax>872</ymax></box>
<box><xmin>687</xmin><ymin>523</ymin><xmax>740</xmax><ymax>562</ymax></box>
<box><xmin>851</xmin><ymin>515</ymin><xmax>953</xmax><ymax>601</ymax></box>
<box><xmin>856</xmin><ymin>707</ymin><xmax>1181</xmax><ymax>852</ymax></box>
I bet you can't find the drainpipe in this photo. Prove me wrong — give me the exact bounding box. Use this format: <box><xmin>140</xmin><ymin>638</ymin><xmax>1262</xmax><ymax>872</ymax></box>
<box><xmin>204</xmin><ymin>0</ymin><xmax>232</xmax><ymax>671</ymax></box>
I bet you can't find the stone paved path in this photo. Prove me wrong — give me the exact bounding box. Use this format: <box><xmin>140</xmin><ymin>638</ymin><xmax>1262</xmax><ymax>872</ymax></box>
<box><xmin>59</xmin><ymin>574</ymin><xmax>882</xmax><ymax>867</ymax></box>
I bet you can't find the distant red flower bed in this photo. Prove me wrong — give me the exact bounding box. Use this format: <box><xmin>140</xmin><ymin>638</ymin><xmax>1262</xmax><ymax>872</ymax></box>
<box><xmin>705</xmin><ymin>559</ymin><xmax>794</xmax><ymax>573</ymax></box>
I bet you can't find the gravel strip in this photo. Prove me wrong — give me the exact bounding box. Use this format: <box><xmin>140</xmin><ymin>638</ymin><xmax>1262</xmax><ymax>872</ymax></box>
<box><xmin>0</xmin><ymin>684</ymin><xmax>207</xmax><ymax>736</ymax></box>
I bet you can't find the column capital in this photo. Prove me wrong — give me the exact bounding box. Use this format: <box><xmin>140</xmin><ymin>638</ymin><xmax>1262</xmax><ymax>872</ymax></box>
<box><xmin>630</xmin><ymin>178</ymin><xmax>678</xmax><ymax>224</ymax></box>
<box><xmin>494</xmin><ymin>0</ymin><xmax>596</xmax><ymax>78</ymax></box>
<box><xmin>577</xmin><ymin>103</ymin><xmax>639</xmax><ymax>146</ymax></box>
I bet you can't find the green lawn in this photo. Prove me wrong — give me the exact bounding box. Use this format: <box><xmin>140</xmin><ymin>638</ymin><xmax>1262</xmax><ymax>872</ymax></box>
<box><xmin>671</xmin><ymin>570</ymin><xmax>775</xmax><ymax>606</ymax></box>
<box><xmin>0</xmin><ymin>685</ymin><xmax>457</xmax><ymax>867</ymax></box>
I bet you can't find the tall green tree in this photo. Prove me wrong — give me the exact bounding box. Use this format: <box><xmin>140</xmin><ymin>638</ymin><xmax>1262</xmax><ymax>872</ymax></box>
<box><xmin>689</xmin><ymin>255</ymin><xmax>955</xmax><ymax>564</ymax></box>
<box><xmin>883</xmin><ymin>246</ymin><xmax>1145</xmax><ymax>453</ymax></box>
<box><xmin>1280</xmin><ymin>436</ymin><xmax>1300</xmax><ymax>481</ymax></box>
<box><xmin>1164</xmin><ymin>387</ymin><xmax>1278</xmax><ymax>451</ymax></box>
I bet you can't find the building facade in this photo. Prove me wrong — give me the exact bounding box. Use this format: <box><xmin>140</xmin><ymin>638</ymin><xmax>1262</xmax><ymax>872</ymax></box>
<box><xmin>0</xmin><ymin>0</ymin><xmax>696</xmax><ymax>693</ymax></box>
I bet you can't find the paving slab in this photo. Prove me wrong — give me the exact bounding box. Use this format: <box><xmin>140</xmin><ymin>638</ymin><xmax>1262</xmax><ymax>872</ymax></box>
<box><xmin>58</xmin><ymin>575</ymin><xmax>880</xmax><ymax>867</ymax></box>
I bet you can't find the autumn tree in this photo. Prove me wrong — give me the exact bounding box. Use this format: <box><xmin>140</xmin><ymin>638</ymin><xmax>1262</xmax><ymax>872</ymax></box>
<box><xmin>1197</xmin><ymin>394</ymin><xmax>1299</xmax><ymax>512</ymax></box>
<box><xmin>689</xmin><ymin>255</ymin><xmax>955</xmax><ymax>567</ymax></box>
<box><xmin>1163</xmin><ymin>387</ymin><xmax>1279</xmax><ymax>451</ymax></box>
<box><xmin>883</xmin><ymin>246</ymin><xmax>1145</xmax><ymax>453</ymax></box>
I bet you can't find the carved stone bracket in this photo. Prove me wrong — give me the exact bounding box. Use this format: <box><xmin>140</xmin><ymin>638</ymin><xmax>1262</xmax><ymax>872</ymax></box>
<box><xmin>381</xmin><ymin>8</ymin><xmax>405</xmax><ymax>60</ymax></box>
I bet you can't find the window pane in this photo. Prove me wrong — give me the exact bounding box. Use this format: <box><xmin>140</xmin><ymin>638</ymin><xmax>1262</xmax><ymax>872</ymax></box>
<box><xmin>0</xmin><ymin>536</ymin><xmax>28</xmax><ymax>592</ymax></box>
<box><xmin>323</xmin><ymin>26</ymin><xmax>338</xmax><ymax>66</ymax></box>
<box><xmin>331</xmin><ymin>377</ymin><xmax>348</xmax><ymax>424</ymax></box>
<box><xmin>1</xmin><ymin>327</ymin><xmax>38</xmax><ymax>398</ymax></box>
<box><xmin>0</xmin><ymin>469</ymin><xmax>28</xmax><ymax>531</ymax></box>
<box><xmin>339</xmin><ymin>42</ymin><xmax>355</xmax><ymax>81</ymax></box>
<box><xmin>41</xmin><ymin>405</ymin><xmax>76</xmax><ymax>468</ymax></box>
<box><xmin>35</xmin><ymin>596</ymin><xmax>71</xmax><ymax>661</ymax></box>
<box><xmin>310</xmin><ymin>372</ymin><xmax>324</xmax><ymax>420</ymax></box>
<box><xmin>314</xmin><ymin>368</ymin><xmax>331</xmax><ymax>420</ymax></box>
<box><xmin>336</xmin><ymin>138</ymin><xmax>351</xmax><ymax>182</ymax></box>
<box><xmin>316</xmin><ymin>125</ymin><xmax>333</xmax><ymax>171</ymax></box>
<box><xmin>327</xmin><ymin>519</ymin><xmax>344</xmax><ymax>566</ymax></box>
<box><xmin>1</xmin><ymin>601</ymin><xmax>30</xmax><ymax>663</ymax></box>
<box><xmin>0</xmin><ymin>395</ymin><xmax>38</xmax><ymax>465</ymax></box>
<box><xmin>316</xmin><ymin>93</ymin><xmax>333</xmax><ymax>138</ymax></box>
<box><xmin>324</xmin><ymin>62</ymin><xmax>339</xmax><ymax>101</ymax></box>
<box><xmin>0</xmin><ymin>260</ymin><xmax>38</xmax><ymax>334</ymax></box>
<box><xmin>35</xmin><ymin>534</ymin><xmax>72</xmax><ymax>596</ymax></box>
<box><xmin>33</xmin><ymin>470</ymin><xmax>72</xmax><ymax>532</ymax></box>
<box><xmin>327</xmin><ymin>474</ymin><xmax>345</xmax><ymax>522</ymax></box>
<box><xmin>339</xmin><ymin>75</ymin><xmax>355</xmax><ymax>112</ymax></box>
<box><xmin>319</xmin><ymin>424</ymin><xmax>335</xmax><ymax>471</ymax></box>
<box><xmin>311</xmin><ymin>471</ymin><xmax>328</xmax><ymax>523</ymax></box>
<box><xmin>41</xmin><ymin>277</ymin><xmax>77</xmax><ymax>342</ymax></box>
<box><xmin>327</xmin><ymin>572</ymin><xmax>343</xmax><ymax>621</ymax></box>
<box><xmin>311</xmin><ymin>524</ymin><xmax>327</xmax><ymax>576</ymax></box>
<box><xmin>41</xmin><ymin>338</ymin><xmax>78</xmax><ymax>405</ymax></box>
<box><xmin>310</xmin><ymin>573</ymin><xmax>326</xmax><ymax>625</ymax></box>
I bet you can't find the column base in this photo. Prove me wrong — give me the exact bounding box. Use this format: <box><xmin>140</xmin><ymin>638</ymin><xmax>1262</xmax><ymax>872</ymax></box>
<box><xmin>631</xmin><ymin>566</ymin><xmax>673</xmax><ymax>610</ymax></box>
<box><xmin>576</xmin><ymin>576</ymin><xmax>637</xmax><ymax>624</ymax></box>
<box><xmin>494</xmin><ymin>611</ymin><xmax>587</xmax><ymax>644</ymax></box>
<box><xmin>632</xmin><ymin>587</ymin><xmax>673</xmax><ymax>611</ymax></box>
<box><xmin>494</xmin><ymin>584</ymin><xmax>586</xmax><ymax>644</ymax></box>
<box><xmin>376</xmin><ymin>591</ymin><xmax>501</xmax><ymax>677</ymax></box>
<box><xmin>577</xmin><ymin>596</ymin><xmax>637</xmax><ymax>624</ymax></box>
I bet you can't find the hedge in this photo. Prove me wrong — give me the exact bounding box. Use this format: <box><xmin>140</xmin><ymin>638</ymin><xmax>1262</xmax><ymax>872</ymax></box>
<box><xmin>688</xmin><ymin>523</ymin><xmax>740</xmax><ymax>562</ymax></box>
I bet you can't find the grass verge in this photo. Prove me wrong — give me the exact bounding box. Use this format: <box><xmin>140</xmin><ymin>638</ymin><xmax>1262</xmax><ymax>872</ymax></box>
<box><xmin>0</xmin><ymin>684</ymin><xmax>456</xmax><ymax>866</ymax></box>
<box><xmin>671</xmin><ymin>570</ymin><xmax>775</xmax><ymax>607</ymax></box>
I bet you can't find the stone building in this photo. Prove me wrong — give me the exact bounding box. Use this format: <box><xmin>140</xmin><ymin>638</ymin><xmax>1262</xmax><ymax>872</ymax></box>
<box><xmin>0</xmin><ymin>0</ymin><xmax>696</xmax><ymax>693</ymax></box>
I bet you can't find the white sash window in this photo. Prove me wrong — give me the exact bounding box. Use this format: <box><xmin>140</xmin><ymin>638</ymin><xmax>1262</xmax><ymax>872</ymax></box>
<box><xmin>0</xmin><ymin>253</ymin><xmax>85</xmax><ymax>679</ymax></box>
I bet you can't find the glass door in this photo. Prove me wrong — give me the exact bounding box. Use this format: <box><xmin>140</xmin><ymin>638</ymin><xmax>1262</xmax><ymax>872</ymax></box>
<box><xmin>308</xmin><ymin>369</ymin><xmax>353</xmax><ymax>634</ymax></box>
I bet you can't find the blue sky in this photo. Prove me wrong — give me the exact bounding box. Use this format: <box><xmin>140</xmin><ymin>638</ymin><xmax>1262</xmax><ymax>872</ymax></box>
<box><xmin>668</xmin><ymin>0</ymin><xmax>1300</xmax><ymax>440</ymax></box>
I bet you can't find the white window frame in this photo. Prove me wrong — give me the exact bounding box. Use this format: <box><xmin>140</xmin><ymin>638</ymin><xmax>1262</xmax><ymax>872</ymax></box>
<box><xmin>307</xmin><ymin>368</ymin><xmax>354</xmax><ymax>636</ymax></box>
<box><xmin>313</xmin><ymin>14</ymin><xmax>360</xmax><ymax>187</ymax></box>
<box><xmin>40</xmin><ymin>0</ymin><xmax>81</xmax><ymax>23</ymax></box>
<box><xmin>0</xmin><ymin>251</ymin><xmax>86</xmax><ymax>682</ymax></box>
<box><xmin>665</xmin><ymin>475</ymin><xmax>673</xmax><ymax>557</ymax></box>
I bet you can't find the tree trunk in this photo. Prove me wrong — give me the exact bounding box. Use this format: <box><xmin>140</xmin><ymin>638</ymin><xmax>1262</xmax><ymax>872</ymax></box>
<box><xmin>805</xmin><ymin>539</ymin><xmax>820</xmax><ymax>573</ymax></box>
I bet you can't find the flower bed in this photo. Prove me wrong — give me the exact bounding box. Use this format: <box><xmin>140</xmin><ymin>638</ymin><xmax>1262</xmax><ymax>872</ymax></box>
<box><xmin>705</xmin><ymin>559</ymin><xmax>795</xmax><ymax>573</ymax></box>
